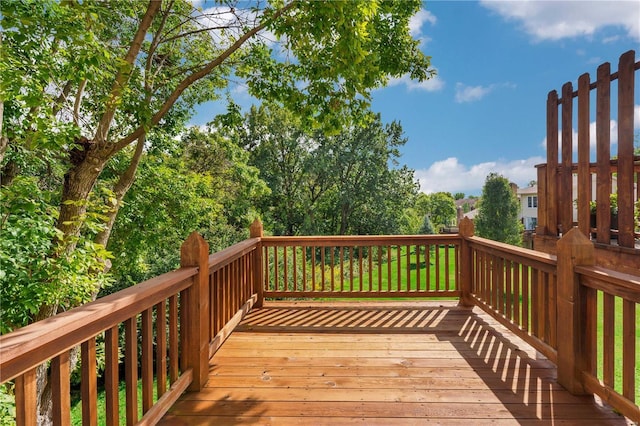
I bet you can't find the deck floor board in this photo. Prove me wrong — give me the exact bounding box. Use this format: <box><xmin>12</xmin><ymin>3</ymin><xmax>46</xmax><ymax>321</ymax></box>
<box><xmin>160</xmin><ymin>301</ymin><xmax>628</xmax><ymax>425</ymax></box>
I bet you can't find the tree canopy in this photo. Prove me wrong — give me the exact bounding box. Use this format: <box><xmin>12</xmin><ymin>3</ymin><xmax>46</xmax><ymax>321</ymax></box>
<box><xmin>475</xmin><ymin>173</ymin><xmax>523</xmax><ymax>246</ymax></box>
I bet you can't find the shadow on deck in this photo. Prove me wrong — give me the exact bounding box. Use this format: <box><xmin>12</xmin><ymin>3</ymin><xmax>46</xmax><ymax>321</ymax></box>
<box><xmin>160</xmin><ymin>301</ymin><xmax>628</xmax><ymax>425</ymax></box>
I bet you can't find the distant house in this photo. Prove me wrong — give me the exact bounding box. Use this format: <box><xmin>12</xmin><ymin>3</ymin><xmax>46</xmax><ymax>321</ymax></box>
<box><xmin>517</xmin><ymin>185</ymin><xmax>538</xmax><ymax>231</ymax></box>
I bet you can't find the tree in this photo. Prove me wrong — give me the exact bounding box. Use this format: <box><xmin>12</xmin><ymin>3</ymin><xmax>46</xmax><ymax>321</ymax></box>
<box><xmin>475</xmin><ymin>173</ymin><xmax>523</xmax><ymax>246</ymax></box>
<box><xmin>454</xmin><ymin>192</ymin><xmax>465</xmax><ymax>200</ymax></box>
<box><xmin>1</xmin><ymin>0</ymin><xmax>433</xmax><ymax>420</ymax></box>
<box><xmin>419</xmin><ymin>192</ymin><xmax>456</xmax><ymax>230</ymax></box>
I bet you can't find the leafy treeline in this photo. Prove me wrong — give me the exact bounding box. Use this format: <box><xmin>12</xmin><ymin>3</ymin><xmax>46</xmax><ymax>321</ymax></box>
<box><xmin>237</xmin><ymin>104</ymin><xmax>419</xmax><ymax>236</ymax></box>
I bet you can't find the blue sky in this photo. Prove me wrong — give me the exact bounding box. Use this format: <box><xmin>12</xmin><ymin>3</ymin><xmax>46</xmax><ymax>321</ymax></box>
<box><xmin>192</xmin><ymin>1</ymin><xmax>640</xmax><ymax>196</ymax></box>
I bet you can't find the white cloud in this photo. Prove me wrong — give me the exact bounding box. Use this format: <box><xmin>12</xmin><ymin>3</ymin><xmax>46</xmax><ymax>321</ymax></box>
<box><xmin>455</xmin><ymin>83</ymin><xmax>493</xmax><ymax>103</ymax></box>
<box><xmin>480</xmin><ymin>0</ymin><xmax>640</xmax><ymax>42</ymax></box>
<box><xmin>454</xmin><ymin>82</ymin><xmax>516</xmax><ymax>103</ymax></box>
<box><xmin>409</xmin><ymin>9</ymin><xmax>437</xmax><ymax>38</ymax></box>
<box><xmin>415</xmin><ymin>156</ymin><xmax>544</xmax><ymax>195</ymax></box>
<box><xmin>387</xmin><ymin>72</ymin><xmax>445</xmax><ymax>92</ymax></box>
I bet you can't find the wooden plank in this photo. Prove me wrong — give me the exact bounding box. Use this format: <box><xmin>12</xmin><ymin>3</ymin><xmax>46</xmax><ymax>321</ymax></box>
<box><xmin>81</xmin><ymin>338</ymin><xmax>98</xmax><ymax>426</ymax></box>
<box><xmin>169</xmin><ymin>295</ymin><xmax>179</xmax><ymax>384</ymax></box>
<box><xmin>603</xmin><ymin>293</ymin><xmax>615</xmax><ymax>387</ymax></box>
<box><xmin>560</xmin><ymin>82</ymin><xmax>574</xmax><ymax>235</ymax></box>
<box><xmin>622</xmin><ymin>299</ymin><xmax>635</xmax><ymax>400</ymax></box>
<box><xmin>156</xmin><ymin>300</ymin><xmax>167</xmax><ymax>398</ymax></box>
<box><xmin>616</xmin><ymin>50</ymin><xmax>635</xmax><ymax>247</ymax></box>
<box><xmin>546</xmin><ymin>90</ymin><xmax>559</xmax><ymax>237</ymax></box>
<box><xmin>104</xmin><ymin>326</ymin><xmax>119</xmax><ymax>426</ymax></box>
<box><xmin>596</xmin><ymin>61</ymin><xmax>612</xmax><ymax>244</ymax></box>
<box><xmin>141</xmin><ymin>308</ymin><xmax>153</xmax><ymax>413</ymax></box>
<box><xmin>577</xmin><ymin>72</ymin><xmax>591</xmax><ymax>237</ymax></box>
<box><xmin>51</xmin><ymin>351</ymin><xmax>71</xmax><ymax>426</ymax></box>
<box><xmin>125</xmin><ymin>317</ymin><xmax>138</xmax><ymax>425</ymax></box>
<box><xmin>15</xmin><ymin>368</ymin><xmax>36</xmax><ymax>426</ymax></box>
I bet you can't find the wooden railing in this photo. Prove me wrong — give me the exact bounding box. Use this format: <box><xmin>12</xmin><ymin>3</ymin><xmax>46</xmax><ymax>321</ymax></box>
<box><xmin>466</xmin><ymin>235</ymin><xmax>558</xmax><ymax>362</ymax></box>
<box><xmin>1</xmin><ymin>219</ymin><xmax>639</xmax><ymax>424</ymax></box>
<box><xmin>0</xmin><ymin>232</ymin><xmax>260</xmax><ymax>426</ymax></box>
<box><xmin>260</xmin><ymin>234</ymin><xmax>460</xmax><ymax>299</ymax></box>
<box><xmin>535</xmin><ymin>50</ymin><xmax>640</xmax><ymax>271</ymax></box>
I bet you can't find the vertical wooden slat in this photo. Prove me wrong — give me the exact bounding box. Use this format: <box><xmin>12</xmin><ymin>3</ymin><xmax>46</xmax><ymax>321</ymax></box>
<box><xmin>547</xmin><ymin>90</ymin><xmax>559</xmax><ymax>236</ymax></box>
<box><xmin>331</xmin><ymin>247</ymin><xmax>335</xmax><ymax>292</ymax></box>
<box><xmin>301</xmin><ymin>246</ymin><xmax>306</xmax><ymax>292</ymax></box>
<box><xmin>51</xmin><ymin>351</ymin><xmax>71</xmax><ymax>426</ymax></box>
<box><xmin>536</xmin><ymin>165</ymin><xmax>548</xmax><ymax>235</ymax></box>
<box><xmin>602</xmin><ymin>293</ymin><xmax>615</xmax><ymax>387</ymax></box>
<box><xmin>416</xmin><ymin>245</ymin><xmax>421</xmax><ymax>291</ymax></box>
<box><xmin>274</xmin><ymin>247</ymin><xmax>279</xmax><ymax>293</ymax></box>
<box><xmin>577</xmin><ymin>73</ymin><xmax>591</xmax><ymax>237</ymax></box>
<box><xmin>387</xmin><ymin>246</ymin><xmax>391</xmax><ymax>292</ymax></box>
<box><xmin>283</xmin><ymin>246</ymin><xmax>288</xmax><ymax>292</ymax></box>
<box><xmin>596</xmin><ymin>62</ymin><xmax>612</xmax><ymax>244</ymax></box>
<box><xmin>622</xmin><ymin>299</ymin><xmax>635</xmax><ymax>400</ymax></box>
<box><xmin>445</xmin><ymin>245</ymin><xmax>451</xmax><ymax>291</ymax></box>
<box><xmin>548</xmin><ymin>274</ymin><xmax>557</xmax><ymax>348</ymax></box>
<box><xmin>264</xmin><ymin>246</ymin><xmax>271</xmax><ymax>293</ymax></box>
<box><xmin>156</xmin><ymin>300</ymin><xmax>167</xmax><ymax>398</ymax></box>
<box><xmin>377</xmin><ymin>246</ymin><xmax>382</xmax><ymax>293</ymax></box>
<box><xmin>339</xmin><ymin>247</ymin><xmax>344</xmax><ymax>291</ymax></box>
<box><xmin>522</xmin><ymin>265</ymin><xmax>529</xmax><ymax>332</ymax></box>
<box><xmin>141</xmin><ymin>308</ymin><xmax>153</xmax><ymax>413</ymax></box>
<box><xmin>293</xmin><ymin>246</ymin><xmax>298</xmax><ymax>292</ymax></box>
<box><xmin>532</xmin><ymin>269</ymin><xmax>539</xmax><ymax>336</ymax></box>
<box><xmin>81</xmin><ymin>337</ymin><xmax>98</xmax><ymax>426</ymax></box>
<box><xmin>425</xmin><ymin>244</ymin><xmax>431</xmax><ymax>291</ymax></box>
<box><xmin>169</xmin><ymin>295</ymin><xmax>179</xmax><ymax>384</ymax></box>
<box><xmin>311</xmin><ymin>246</ymin><xmax>316</xmax><ymax>292</ymax></box>
<box><xmin>396</xmin><ymin>246</ymin><xmax>401</xmax><ymax>292</ymax></box>
<box><xmin>15</xmin><ymin>368</ymin><xmax>37</xmax><ymax>426</ymax></box>
<box><xmin>320</xmin><ymin>246</ymin><xmax>325</xmax><ymax>292</ymax></box>
<box><xmin>582</xmin><ymin>286</ymin><xmax>597</xmax><ymax>377</ymax></box>
<box><xmin>616</xmin><ymin>50</ymin><xmax>635</xmax><ymax>247</ymax></box>
<box><xmin>398</xmin><ymin>246</ymin><xmax>411</xmax><ymax>291</ymax></box>
<box><xmin>359</xmin><ymin>247</ymin><xmax>365</xmax><ymax>292</ymax></box>
<box><xmin>505</xmin><ymin>260</ymin><xmax>512</xmax><ymax>320</ymax></box>
<box><xmin>368</xmin><ymin>246</ymin><xmax>373</xmax><ymax>292</ymax></box>
<box><xmin>435</xmin><ymin>245</ymin><xmax>440</xmax><ymax>292</ymax></box>
<box><xmin>104</xmin><ymin>326</ymin><xmax>119</xmax><ymax>425</ymax></box>
<box><xmin>125</xmin><ymin>316</ymin><xmax>138</xmax><ymax>426</ymax></box>
<box><xmin>560</xmin><ymin>82</ymin><xmax>574</xmax><ymax>235</ymax></box>
<box><xmin>350</xmin><ymin>247</ymin><xmax>355</xmax><ymax>292</ymax></box>
<box><xmin>513</xmin><ymin>263</ymin><xmax>521</xmax><ymax>326</ymax></box>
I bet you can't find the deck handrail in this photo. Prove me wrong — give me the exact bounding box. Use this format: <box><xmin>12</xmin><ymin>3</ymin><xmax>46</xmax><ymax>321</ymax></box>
<box><xmin>260</xmin><ymin>233</ymin><xmax>462</xmax><ymax>299</ymax></box>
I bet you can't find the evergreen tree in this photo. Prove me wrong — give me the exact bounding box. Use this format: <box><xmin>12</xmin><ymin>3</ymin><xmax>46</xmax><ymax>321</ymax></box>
<box><xmin>475</xmin><ymin>173</ymin><xmax>523</xmax><ymax>246</ymax></box>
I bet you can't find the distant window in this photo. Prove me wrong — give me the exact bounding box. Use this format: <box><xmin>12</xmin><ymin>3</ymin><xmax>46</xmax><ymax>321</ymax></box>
<box><xmin>527</xmin><ymin>196</ymin><xmax>538</xmax><ymax>208</ymax></box>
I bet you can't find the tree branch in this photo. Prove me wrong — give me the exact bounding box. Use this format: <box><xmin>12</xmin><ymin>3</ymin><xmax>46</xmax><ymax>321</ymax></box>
<box><xmin>113</xmin><ymin>1</ymin><xmax>297</xmax><ymax>152</ymax></box>
<box><xmin>93</xmin><ymin>0</ymin><xmax>162</xmax><ymax>146</ymax></box>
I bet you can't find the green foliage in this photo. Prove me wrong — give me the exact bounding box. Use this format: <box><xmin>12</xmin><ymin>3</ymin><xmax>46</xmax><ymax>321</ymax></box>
<box><xmin>242</xmin><ymin>105</ymin><xmax>418</xmax><ymax>236</ymax></box>
<box><xmin>0</xmin><ymin>177</ymin><xmax>112</xmax><ymax>333</ymax></box>
<box><xmin>0</xmin><ymin>384</ymin><xmax>15</xmax><ymax>426</ymax></box>
<box><xmin>475</xmin><ymin>173</ymin><xmax>523</xmax><ymax>246</ymax></box>
<box><xmin>453</xmin><ymin>192</ymin><xmax>465</xmax><ymax>200</ymax></box>
<box><xmin>417</xmin><ymin>192</ymin><xmax>456</xmax><ymax>230</ymax></box>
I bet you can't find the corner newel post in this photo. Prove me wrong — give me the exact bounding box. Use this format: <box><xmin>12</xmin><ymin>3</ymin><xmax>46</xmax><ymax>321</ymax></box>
<box><xmin>250</xmin><ymin>219</ymin><xmax>264</xmax><ymax>308</ymax></box>
<box><xmin>556</xmin><ymin>228</ymin><xmax>594</xmax><ymax>394</ymax></box>
<box><xmin>180</xmin><ymin>232</ymin><xmax>210</xmax><ymax>391</ymax></box>
<box><xmin>458</xmin><ymin>217</ymin><xmax>475</xmax><ymax>307</ymax></box>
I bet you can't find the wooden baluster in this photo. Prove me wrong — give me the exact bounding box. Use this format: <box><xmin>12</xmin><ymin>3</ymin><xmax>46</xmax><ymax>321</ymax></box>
<box><xmin>547</xmin><ymin>90</ymin><xmax>559</xmax><ymax>237</ymax></box>
<box><xmin>560</xmin><ymin>82</ymin><xmax>574</xmax><ymax>236</ymax></box>
<box><xmin>577</xmin><ymin>73</ymin><xmax>591</xmax><ymax>237</ymax></box>
<box><xmin>15</xmin><ymin>368</ymin><xmax>37</xmax><ymax>426</ymax></box>
<box><xmin>458</xmin><ymin>217</ymin><xmax>474</xmax><ymax>306</ymax></box>
<box><xmin>51</xmin><ymin>351</ymin><xmax>71</xmax><ymax>426</ymax></box>
<box><xmin>141</xmin><ymin>308</ymin><xmax>153</xmax><ymax>413</ymax></box>
<box><xmin>81</xmin><ymin>338</ymin><xmax>98</xmax><ymax>426</ymax></box>
<box><xmin>125</xmin><ymin>316</ymin><xmax>138</xmax><ymax>425</ymax></box>
<box><xmin>104</xmin><ymin>326</ymin><xmax>119</xmax><ymax>425</ymax></box>
<box><xmin>156</xmin><ymin>301</ymin><xmax>167</xmax><ymax>398</ymax></box>
<box><xmin>596</xmin><ymin>62</ymin><xmax>611</xmax><ymax>244</ymax></box>
<box><xmin>168</xmin><ymin>295</ymin><xmax>179</xmax><ymax>384</ymax></box>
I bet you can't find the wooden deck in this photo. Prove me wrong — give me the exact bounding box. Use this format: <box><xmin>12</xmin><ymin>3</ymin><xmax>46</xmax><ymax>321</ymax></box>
<box><xmin>160</xmin><ymin>301</ymin><xmax>628</xmax><ymax>425</ymax></box>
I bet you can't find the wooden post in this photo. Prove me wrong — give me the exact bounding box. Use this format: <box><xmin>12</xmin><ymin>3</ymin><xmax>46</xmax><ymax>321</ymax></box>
<box><xmin>180</xmin><ymin>232</ymin><xmax>210</xmax><ymax>391</ymax></box>
<box><xmin>556</xmin><ymin>228</ymin><xmax>594</xmax><ymax>394</ymax></box>
<box><xmin>250</xmin><ymin>219</ymin><xmax>264</xmax><ymax>308</ymax></box>
<box><xmin>458</xmin><ymin>217</ymin><xmax>475</xmax><ymax>307</ymax></box>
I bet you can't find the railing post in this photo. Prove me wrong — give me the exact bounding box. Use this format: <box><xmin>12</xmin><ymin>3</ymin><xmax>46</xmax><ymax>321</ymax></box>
<box><xmin>556</xmin><ymin>228</ymin><xmax>594</xmax><ymax>394</ymax></box>
<box><xmin>250</xmin><ymin>219</ymin><xmax>264</xmax><ymax>308</ymax></box>
<box><xmin>180</xmin><ymin>232</ymin><xmax>210</xmax><ymax>391</ymax></box>
<box><xmin>458</xmin><ymin>217</ymin><xmax>475</xmax><ymax>307</ymax></box>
